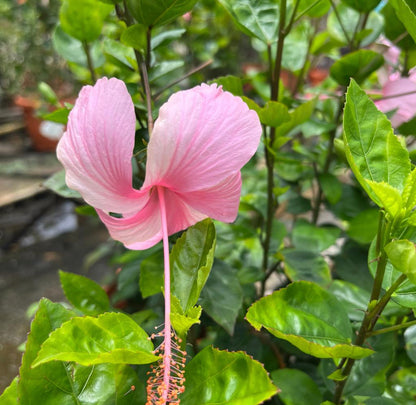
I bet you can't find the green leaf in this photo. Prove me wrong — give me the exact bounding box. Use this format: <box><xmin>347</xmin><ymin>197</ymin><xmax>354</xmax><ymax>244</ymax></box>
<box><xmin>402</xmin><ymin>168</ymin><xmax>416</xmax><ymax>213</ymax></box>
<box><xmin>211</xmin><ymin>75</ymin><xmax>244</xmax><ymax>96</ymax></box>
<box><xmin>199</xmin><ymin>260</ymin><xmax>243</xmax><ymax>335</ymax></box>
<box><xmin>340</xmin><ymin>0</ymin><xmax>381</xmax><ymax>13</ymax></box>
<box><xmin>343</xmin><ymin>80</ymin><xmax>411</xmax><ymax>201</ymax></box>
<box><xmin>120</xmin><ymin>24</ymin><xmax>147</xmax><ymax>52</ymax></box>
<box><xmin>318</xmin><ymin>173</ymin><xmax>343</xmax><ymax>204</ymax></box>
<box><xmin>292</xmin><ymin>219</ymin><xmax>340</xmax><ymax>253</ymax></box>
<box><xmin>171</xmin><ymin>218</ymin><xmax>216</xmax><ymax>313</ymax></box>
<box><xmin>33</xmin><ymin>312</ymin><xmax>158</xmax><ymax>367</ymax></box>
<box><xmin>180</xmin><ymin>346</ymin><xmax>277</xmax><ymax>405</ymax></box>
<box><xmin>365</xmin><ymin>181</ymin><xmax>402</xmax><ymax>217</ymax></box>
<box><xmin>139</xmin><ymin>249</ymin><xmax>164</xmax><ymax>298</ymax></box>
<box><xmin>282</xmin><ymin>20</ymin><xmax>311</xmax><ymax>71</ymax></box>
<box><xmin>41</xmin><ymin>108</ymin><xmax>70</xmax><ymax>124</ymax></box>
<box><xmin>18</xmin><ymin>299</ymin><xmax>76</xmax><ymax>403</ymax></box>
<box><xmin>257</xmin><ymin>101</ymin><xmax>291</xmax><ymax>127</ymax></box>
<box><xmin>388</xmin><ymin>366</ymin><xmax>416</xmax><ymax>403</ymax></box>
<box><xmin>43</xmin><ymin>170</ymin><xmax>82</xmax><ymax>199</ymax></box>
<box><xmin>38</xmin><ymin>82</ymin><xmax>59</xmax><ymax>106</ymax></box>
<box><xmin>327</xmin><ymin>5</ymin><xmax>384</xmax><ymax>47</ymax></box>
<box><xmin>389</xmin><ymin>0</ymin><xmax>416</xmax><ymax>43</ymax></box>
<box><xmin>60</xmin><ymin>0</ymin><xmax>112</xmax><ymax>42</ymax></box>
<box><xmin>282</xmin><ymin>248</ymin><xmax>332</xmax><ymax>286</ymax></box>
<box><xmin>274</xmin><ymin>98</ymin><xmax>316</xmax><ymax>144</ymax></box>
<box><xmin>53</xmin><ymin>25</ymin><xmax>105</xmax><ymax>68</ymax></box>
<box><xmin>404</xmin><ymin>325</ymin><xmax>416</xmax><ymax>364</ymax></box>
<box><xmin>272</xmin><ymin>369</ymin><xmax>322</xmax><ymax>405</ymax></box>
<box><xmin>246</xmin><ymin>281</ymin><xmax>373</xmax><ymax>359</ymax></box>
<box><xmin>103</xmin><ymin>37</ymin><xmax>137</xmax><ymax>70</ymax></box>
<box><xmin>151</xmin><ymin>28</ymin><xmax>186</xmax><ymax>49</ymax></box>
<box><xmin>126</xmin><ymin>0</ymin><xmax>197</xmax><ymax>27</ymax></box>
<box><xmin>346</xmin><ymin>209</ymin><xmax>379</xmax><ymax>245</ymax></box>
<box><xmin>59</xmin><ymin>271</ymin><xmax>110</xmax><ymax>315</ymax></box>
<box><xmin>149</xmin><ymin>60</ymin><xmax>184</xmax><ymax>82</ymax></box>
<box><xmin>0</xmin><ymin>377</ymin><xmax>18</xmax><ymax>405</ymax></box>
<box><xmin>385</xmin><ymin>240</ymin><xmax>416</xmax><ymax>284</ymax></box>
<box><xmin>218</xmin><ymin>0</ymin><xmax>279</xmax><ymax>44</ymax></box>
<box><xmin>330</xmin><ymin>50</ymin><xmax>384</xmax><ymax>87</ymax></box>
<box><xmin>171</xmin><ymin>296</ymin><xmax>201</xmax><ymax>340</ymax></box>
<box><xmin>299</xmin><ymin>0</ymin><xmax>331</xmax><ymax>18</ymax></box>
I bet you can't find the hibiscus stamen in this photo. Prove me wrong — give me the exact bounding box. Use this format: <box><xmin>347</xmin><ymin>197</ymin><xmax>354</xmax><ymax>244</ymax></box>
<box><xmin>145</xmin><ymin>186</ymin><xmax>186</xmax><ymax>404</ymax></box>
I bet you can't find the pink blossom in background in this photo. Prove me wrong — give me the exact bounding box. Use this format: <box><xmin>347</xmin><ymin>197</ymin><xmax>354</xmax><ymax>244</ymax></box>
<box><xmin>375</xmin><ymin>76</ymin><xmax>416</xmax><ymax>127</ymax></box>
<box><xmin>377</xmin><ymin>37</ymin><xmax>401</xmax><ymax>86</ymax></box>
<box><xmin>57</xmin><ymin>78</ymin><xmax>262</xmax><ymax>249</ymax></box>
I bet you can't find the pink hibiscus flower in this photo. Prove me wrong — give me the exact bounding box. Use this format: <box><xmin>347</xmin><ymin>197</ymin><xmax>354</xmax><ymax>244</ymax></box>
<box><xmin>57</xmin><ymin>77</ymin><xmax>262</xmax><ymax>404</ymax></box>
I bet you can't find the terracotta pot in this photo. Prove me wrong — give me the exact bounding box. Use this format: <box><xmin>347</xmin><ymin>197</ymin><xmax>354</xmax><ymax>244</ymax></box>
<box><xmin>14</xmin><ymin>96</ymin><xmax>62</xmax><ymax>152</ymax></box>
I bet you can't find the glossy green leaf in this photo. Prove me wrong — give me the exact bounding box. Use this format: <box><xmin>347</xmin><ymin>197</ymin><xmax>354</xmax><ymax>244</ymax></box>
<box><xmin>218</xmin><ymin>0</ymin><xmax>279</xmax><ymax>44</ymax></box>
<box><xmin>53</xmin><ymin>25</ymin><xmax>105</xmax><ymax>67</ymax></box>
<box><xmin>346</xmin><ymin>209</ymin><xmax>379</xmax><ymax>245</ymax></box>
<box><xmin>319</xmin><ymin>173</ymin><xmax>343</xmax><ymax>204</ymax></box>
<box><xmin>330</xmin><ymin>50</ymin><xmax>384</xmax><ymax>86</ymax></box>
<box><xmin>151</xmin><ymin>28</ymin><xmax>186</xmax><ymax>49</ymax></box>
<box><xmin>282</xmin><ymin>248</ymin><xmax>331</xmax><ymax>286</ymax></box>
<box><xmin>120</xmin><ymin>24</ymin><xmax>146</xmax><ymax>52</ymax></box>
<box><xmin>0</xmin><ymin>377</ymin><xmax>18</xmax><ymax>405</ymax></box>
<box><xmin>126</xmin><ymin>0</ymin><xmax>197</xmax><ymax>27</ymax></box>
<box><xmin>60</xmin><ymin>0</ymin><xmax>112</xmax><ymax>42</ymax></box>
<box><xmin>274</xmin><ymin>98</ymin><xmax>316</xmax><ymax>143</ymax></box>
<box><xmin>246</xmin><ymin>281</ymin><xmax>373</xmax><ymax>359</ymax></box>
<box><xmin>343</xmin><ymin>80</ymin><xmax>410</xmax><ymax>201</ymax></box>
<box><xmin>272</xmin><ymin>369</ymin><xmax>322</xmax><ymax>405</ymax></box>
<box><xmin>258</xmin><ymin>101</ymin><xmax>291</xmax><ymax>127</ymax></box>
<box><xmin>402</xmin><ymin>168</ymin><xmax>416</xmax><ymax>213</ymax></box>
<box><xmin>387</xmin><ymin>366</ymin><xmax>416</xmax><ymax>403</ymax></box>
<box><xmin>327</xmin><ymin>5</ymin><xmax>384</xmax><ymax>47</ymax></box>
<box><xmin>199</xmin><ymin>260</ymin><xmax>243</xmax><ymax>335</ymax></box>
<box><xmin>149</xmin><ymin>60</ymin><xmax>184</xmax><ymax>82</ymax></box>
<box><xmin>340</xmin><ymin>0</ymin><xmax>381</xmax><ymax>13</ymax></box>
<box><xmin>365</xmin><ymin>181</ymin><xmax>402</xmax><ymax>217</ymax></box>
<box><xmin>43</xmin><ymin>170</ymin><xmax>82</xmax><ymax>199</ymax></box>
<box><xmin>390</xmin><ymin>0</ymin><xmax>416</xmax><ymax>43</ymax></box>
<box><xmin>298</xmin><ymin>0</ymin><xmax>331</xmax><ymax>18</ymax></box>
<box><xmin>212</xmin><ymin>75</ymin><xmax>244</xmax><ymax>96</ymax></box>
<box><xmin>59</xmin><ymin>271</ymin><xmax>110</xmax><ymax>315</ymax></box>
<box><xmin>18</xmin><ymin>299</ymin><xmax>76</xmax><ymax>404</ymax></box>
<box><xmin>292</xmin><ymin>219</ymin><xmax>340</xmax><ymax>253</ymax></box>
<box><xmin>41</xmin><ymin>108</ymin><xmax>70</xmax><ymax>124</ymax></box>
<box><xmin>171</xmin><ymin>295</ymin><xmax>201</xmax><ymax>340</ymax></box>
<box><xmin>404</xmin><ymin>325</ymin><xmax>416</xmax><ymax>364</ymax></box>
<box><xmin>139</xmin><ymin>249</ymin><xmax>164</xmax><ymax>298</ymax></box>
<box><xmin>180</xmin><ymin>346</ymin><xmax>277</xmax><ymax>405</ymax></box>
<box><xmin>369</xmin><ymin>240</ymin><xmax>416</xmax><ymax>308</ymax></box>
<box><xmin>33</xmin><ymin>312</ymin><xmax>158</xmax><ymax>367</ymax></box>
<box><xmin>385</xmin><ymin>240</ymin><xmax>416</xmax><ymax>284</ymax></box>
<box><xmin>171</xmin><ymin>218</ymin><xmax>216</xmax><ymax>313</ymax></box>
<box><xmin>103</xmin><ymin>38</ymin><xmax>137</xmax><ymax>70</ymax></box>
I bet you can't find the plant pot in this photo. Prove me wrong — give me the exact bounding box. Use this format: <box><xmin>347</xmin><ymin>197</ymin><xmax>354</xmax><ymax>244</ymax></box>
<box><xmin>14</xmin><ymin>96</ymin><xmax>63</xmax><ymax>152</ymax></box>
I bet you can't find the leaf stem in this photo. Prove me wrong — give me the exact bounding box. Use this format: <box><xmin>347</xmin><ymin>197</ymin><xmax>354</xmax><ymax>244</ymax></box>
<box><xmin>293</xmin><ymin>0</ymin><xmax>323</xmax><ymax>24</ymax></box>
<box><xmin>366</xmin><ymin>318</ymin><xmax>416</xmax><ymax>338</ymax></box>
<box><xmin>82</xmin><ymin>41</ymin><xmax>97</xmax><ymax>83</ymax></box>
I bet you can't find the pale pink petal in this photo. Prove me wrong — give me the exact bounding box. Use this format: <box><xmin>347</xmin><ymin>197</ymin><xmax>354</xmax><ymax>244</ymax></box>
<box><xmin>143</xmin><ymin>84</ymin><xmax>262</xmax><ymax>193</ymax></box>
<box><xmin>98</xmin><ymin>186</ymin><xmax>205</xmax><ymax>249</ymax></box>
<box><xmin>57</xmin><ymin>77</ymin><xmax>142</xmax><ymax>215</ymax></box>
<box><xmin>180</xmin><ymin>172</ymin><xmax>242</xmax><ymax>222</ymax></box>
<box><xmin>375</xmin><ymin>78</ymin><xmax>416</xmax><ymax>127</ymax></box>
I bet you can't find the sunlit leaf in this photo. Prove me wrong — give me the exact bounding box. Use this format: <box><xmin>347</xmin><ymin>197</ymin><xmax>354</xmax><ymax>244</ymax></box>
<box><xmin>390</xmin><ymin>0</ymin><xmax>416</xmax><ymax>43</ymax></box>
<box><xmin>365</xmin><ymin>181</ymin><xmax>402</xmax><ymax>217</ymax></box>
<box><xmin>246</xmin><ymin>281</ymin><xmax>373</xmax><ymax>359</ymax></box>
<box><xmin>385</xmin><ymin>240</ymin><xmax>416</xmax><ymax>284</ymax></box>
<box><xmin>33</xmin><ymin>312</ymin><xmax>158</xmax><ymax>367</ymax></box>
<box><xmin>180</xmin><ymin>346</ymin><xmax>278</xmax><ymax>405</ymax></box>
<box><xmin>0</xmin><ymin>377</ymin><xmax>18</xmax><ymax>405</ymax></box>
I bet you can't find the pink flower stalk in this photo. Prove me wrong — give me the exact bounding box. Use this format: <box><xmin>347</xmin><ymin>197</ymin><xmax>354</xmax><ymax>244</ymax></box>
<box><xmin>57</xmin><ymin>77</ymin><xmax>261</xmax><ymax>403</ymax></box>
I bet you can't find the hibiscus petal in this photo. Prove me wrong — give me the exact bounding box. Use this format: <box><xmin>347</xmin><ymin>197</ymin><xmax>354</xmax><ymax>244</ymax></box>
<box><xmin>180</xmin><ymin>172</ymin><xmax>242</xmax><ymax>222</ymax></box>
<box><xmin>375</xmin><ymin>78</ymin><xmax>416</xmax><ymax>127</ymax></box>
<box><xmin>57</xmin><ymin>77</ymin><xmax>142</xmax><ymax>215</ymax></box>
<box><xmin>98</xmin><ymin>187</ymin><xmax>206</xmax><ymax>250</ymax></box>
<box><xmin>144</xmin><ymin>84</ymin><xmax>262</xmax><ymax>193</ymax></box>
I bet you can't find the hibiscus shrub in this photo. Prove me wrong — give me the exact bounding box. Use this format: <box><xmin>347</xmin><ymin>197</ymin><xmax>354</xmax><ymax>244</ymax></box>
<box><xmin>3</xmin><ymin>1</ymin><xmax>416</xmax><ymax>404</ymax></box>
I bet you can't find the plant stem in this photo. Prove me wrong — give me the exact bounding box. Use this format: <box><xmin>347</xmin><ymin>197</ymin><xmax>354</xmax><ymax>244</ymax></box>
<box><xmin>329</xmin><ymin>0</ymin><xmax>352</xmax><ymax>47</ymax></box>
<box><xmin>146</xmin><ymin>26</ymin><xmax>152</xmax><ymax>70</ymax></box>
<box><xmin>312</xmin><ymin>91</ymin><xmax>345</xmax><ymax>224</ymax></box>
<box><xmin>293</xmin><ymin>0</ymin><xmax>323</xmax><ymax>24</ymax></box>
<box><xmin>262</xmin><ymin>0</ymin><xmax>287</xmax><ymax>281</ymax></box>
<box><xmin>367</xmin><ymin>319</ymin><xmax>416</xmax><ymax>338</ymax></box>
<box><xmin>82</xmin><ymin>41</ymin><xmax>97</xmax><ymax>83</ymax></box>
<box><xmin>158</xmin><ymin>186</ymin><xmax>172</xmax><ymax>402</ymax></box>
